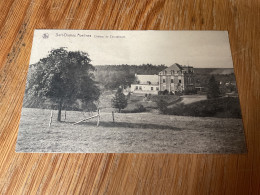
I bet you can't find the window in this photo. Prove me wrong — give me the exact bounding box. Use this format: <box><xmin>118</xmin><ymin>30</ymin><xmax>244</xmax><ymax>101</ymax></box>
<box><xmin>156</xmin><ymin>87</ymin><xmax>159</xmax><ymax>91</ymax></box>
<box><xmin>163</xmin><ymin>79</ymin><xmax>166</xmax><ymax>83</ymax></box>
<box><xmin>139</xmin><ymin>86</ymin><xmax>142</xmax><ymax>90</ymax></box>
<box><xmin>151</xmin><ymin>87</ymin><xmax>153</xmax><ymax>90</ymax></box>
<box><xmin>171</xmin><ymin>79</ymin><xmax>174</xmax><ymax>83</ymax></box>
<box><xmin>165</xmin><ymin>71</ymin><xmax>167</xmax><ymax>74</ymax></box>
<box><xmin>179</xmin><ymin>80</ymin><xmax>181</xmax><ymax>83</ymax></box>
<box><xmin>135</xmin><ymin>86</ymin><xmax>138</xmax><ymax>90</ymax></box>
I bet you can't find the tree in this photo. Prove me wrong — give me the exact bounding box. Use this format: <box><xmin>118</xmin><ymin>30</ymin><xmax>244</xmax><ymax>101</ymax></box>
<box><xmin>111</xmin><ymin>88</ymin><xmax>128</xmax><ymax>112</ymax></box>
<box><xmin>207</xmin><ymin>75</ymin><xmax>220</xmax><ymax>99</ymax></box>
<box><xmin>26</xmin><ymin>47</ymin><xmax>100</xmax><ymax>121</ymax></box>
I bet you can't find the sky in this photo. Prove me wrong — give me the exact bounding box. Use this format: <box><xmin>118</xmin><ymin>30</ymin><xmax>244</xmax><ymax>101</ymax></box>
<box><xmin>30</xmin><ymin>30</ymin><xmax>234</xmax><ymax>68</ymax></box>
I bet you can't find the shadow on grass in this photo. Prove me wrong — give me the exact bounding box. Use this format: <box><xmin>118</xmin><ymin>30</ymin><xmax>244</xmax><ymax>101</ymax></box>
<box><xmin>62</xmin><ymin>121</ymin><xmax>181</xmax><ymax>131</ymax></box>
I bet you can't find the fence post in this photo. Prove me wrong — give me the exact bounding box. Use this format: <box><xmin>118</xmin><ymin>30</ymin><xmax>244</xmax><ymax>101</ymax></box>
<box><xmin>49</xmin><ymin>110</ymin><xmax>53</xmax><ymax>127</ymax></box>
<box><xmin>64</xmin><ymin>110</ymin><xmax>66</xmax><ymax>120</ymax></box>
<box><xmin>97</xmin><ymin>109</ymin><xmax>100</xmax><ymax>126</ymax></box>
<box><xmin>112</xmin><ymin>111</ymin><xmax>114</xmax><ymax>123</ymax></box>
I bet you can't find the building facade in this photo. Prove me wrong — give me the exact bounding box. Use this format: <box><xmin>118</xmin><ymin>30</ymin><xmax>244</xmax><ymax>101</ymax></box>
<box><xmin>130</xmin><ymin>74</ymin><xmax>159</xmax><ymax>95</ymax></box>
<box><xmin>131</xmin><ymin>63</ymin><xmax>195</xmax><ymax>95</ymax></box>
<box><xmin>158</xmin><ymin>63</ymin><xmax>195</xmax><ymax>93</ymax></box>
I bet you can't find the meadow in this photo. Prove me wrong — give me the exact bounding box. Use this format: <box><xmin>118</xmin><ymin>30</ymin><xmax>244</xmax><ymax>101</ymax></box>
<box><xmin>16</xmin><ymin>107</ymin><xmax>247</xmax><ymax>153</ymax></box>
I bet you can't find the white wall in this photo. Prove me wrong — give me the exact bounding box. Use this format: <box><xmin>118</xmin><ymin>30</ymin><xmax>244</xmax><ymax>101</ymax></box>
<box><xmin>131</xmin><ymin>84</ymin><xmax>159</xmax><ymax>95</ymax></box>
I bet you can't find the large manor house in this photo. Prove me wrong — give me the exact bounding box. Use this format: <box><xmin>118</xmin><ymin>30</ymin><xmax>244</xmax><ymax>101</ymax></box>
<box><xmin>130</xmin><ymin>63</ymin><xmax>195</xmax><ymax>95</ymax></box>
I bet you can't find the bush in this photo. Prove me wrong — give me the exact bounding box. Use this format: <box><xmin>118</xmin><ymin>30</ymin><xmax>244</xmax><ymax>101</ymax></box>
<box><xmin>161</xmin><ymin>97</ymin><xmax>241</xmax><ymax>118</ymax></box>
<box><xmin>145</xmin><ymin>94</ymin><xmax>152</xmax><ymax>101</ymax></box>
<box><xmin>121</xmin><ymin>103</ymin><xmax>146</xmax><ymax>113</ymax></box>
<box><xmin>175</xmin><ymin>91</ymin><xmax>183</xmax><ymax>96</ymax></box>
<box><xmin>163</xmin><ymin>90</ymin><xmax>169</xmax><ymax>95</ymax></box>
<box><xmin>135</xmin><ymin>104</ymin><xmax>146</xmax><ymax>112</ymax></box>
<box><xmin>152</xmin><ymin>94</ymin><xmax>180</xmax><ymax>104</ymax></box>
<box><xmin>156</xmin><ymin>99</ymin><xmax>168</xmax><ymax>113</ymax></box>
<box><xmin>158</xmin><ymin>91</ymin><xmax>163</xmax><ymax>95</ymax></box>
<box><xmin>184</xmin><ymin>88</ymin><xmax>197</xmax><ymax>95</ymax></box>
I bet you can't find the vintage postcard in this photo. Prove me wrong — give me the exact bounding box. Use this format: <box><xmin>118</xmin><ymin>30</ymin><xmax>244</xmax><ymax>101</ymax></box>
<box><xmin>16</xmin><ymin>30</ymin><xmax>246</xmax><ymax>153</ymax></box>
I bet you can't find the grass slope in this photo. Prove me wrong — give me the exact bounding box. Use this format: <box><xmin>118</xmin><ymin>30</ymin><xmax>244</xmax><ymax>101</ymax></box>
<box><xmin>16</xmin><ymin>108</ymin><xmax>246</xmax><ymax>153</ymax></box>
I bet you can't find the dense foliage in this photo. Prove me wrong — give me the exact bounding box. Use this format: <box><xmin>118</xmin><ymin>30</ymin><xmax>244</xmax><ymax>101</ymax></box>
<box><xmin>159</xmin><ymin>97</ymin><xmax>242</xmax><ymax>118</ymax></box>
<box><xmin>25</xmin><ymin>48</ymin><xmax>100</xmax><ymax>121</ymax></box>
<box><xmin>193</xmin><ymin>68</ymin><xmax>236</xmax><ymax>92</ymax></box>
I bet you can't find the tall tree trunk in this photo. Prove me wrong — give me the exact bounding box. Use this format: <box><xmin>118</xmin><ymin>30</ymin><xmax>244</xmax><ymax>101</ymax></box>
<box><xmin>57</xmin><ymin>99</ymin><xmax>62</xmax><ymax>122</ymax></box>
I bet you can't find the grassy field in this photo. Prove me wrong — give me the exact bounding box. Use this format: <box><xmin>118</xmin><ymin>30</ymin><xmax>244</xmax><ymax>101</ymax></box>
<box><xmin>16</xmin><ymin>108</ymin><xmax>247</xmax><ymax>153</ymax></box>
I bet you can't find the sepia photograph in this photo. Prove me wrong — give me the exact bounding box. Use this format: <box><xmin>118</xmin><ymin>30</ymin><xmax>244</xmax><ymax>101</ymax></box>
<box><xmin>16</xmin><ymin>30</ymin><xmax>247</xmax><ymax>153</ymax></box>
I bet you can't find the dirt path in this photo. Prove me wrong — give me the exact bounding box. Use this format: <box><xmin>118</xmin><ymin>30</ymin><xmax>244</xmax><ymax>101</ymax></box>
<box><xmin>180</xmin><ymin>95</ymin><xmax>207</xmax><ymax>105</ymax></box>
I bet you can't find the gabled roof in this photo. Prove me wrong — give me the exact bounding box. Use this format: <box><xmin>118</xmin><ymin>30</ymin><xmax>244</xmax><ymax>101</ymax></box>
<box><xmin>159</xmin><ymin>63</ymin><xmax>182</xmax><ymax>74</ymax></box>
<box><xmin>159</xmin><ymin>63</ymin><xmax>193</xmax><ymax>74</ymax></box>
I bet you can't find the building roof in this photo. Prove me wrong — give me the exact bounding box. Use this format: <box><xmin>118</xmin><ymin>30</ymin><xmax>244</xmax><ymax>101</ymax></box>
<box><xmin>159</xmin><ymin>63</ymin><xmax>193</xmax><ymax>74</ymax></box>
<box><xmin>135</xmin><ymin>74</ymin><xmax>158</xmax><ymax>85</ymax></box>
<box><xmin>165</xmin><ymin>63</ymin><xmax>182</xmax><ymax>72</ymax></box>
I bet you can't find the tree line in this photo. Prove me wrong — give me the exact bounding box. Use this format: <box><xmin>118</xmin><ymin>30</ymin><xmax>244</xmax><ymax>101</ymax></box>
<box><xmin>95</xmin><ymin>65</ymin><xmax>237</xmax><ymax>92</ymax></box>
<box><xmin>94</xmin><ymin>64</ymin><xmax>166</xmax><ymax>89</ymax></box>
